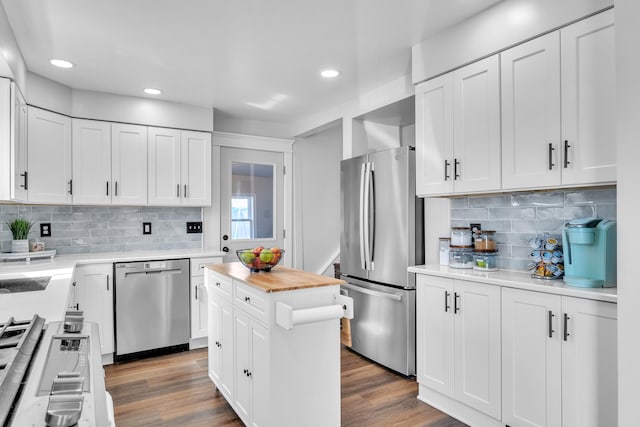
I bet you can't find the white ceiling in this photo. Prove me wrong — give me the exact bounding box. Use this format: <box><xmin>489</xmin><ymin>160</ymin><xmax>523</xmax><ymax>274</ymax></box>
<box><xmin>2</xmin><ymin>0</ymin><xmax>502</xmax><ymax>125</ymax></box>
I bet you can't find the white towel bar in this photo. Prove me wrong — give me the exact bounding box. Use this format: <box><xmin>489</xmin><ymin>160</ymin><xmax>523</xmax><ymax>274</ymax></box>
<box><xmin>275</xmin><ymin>294</ymin><xmax>353</xmax><ymax>330</ymax></box>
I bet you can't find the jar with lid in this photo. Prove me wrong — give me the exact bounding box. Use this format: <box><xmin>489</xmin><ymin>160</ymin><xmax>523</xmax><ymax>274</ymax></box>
<box><xmin>449</xmin><ymin>247</ymin><xmax>474</xmax><ymax>269</ymax></box>
<box><xmin>474</xmin><ymin>230</ymin><xmax>497</xmax><ymax>251</ymax></box>
<box><xmin>450</xmin><ymin>227</ymin><xmax>472</xmax><ymax>247</ymax></box>
<box><xmin>473</xmin><ymin>252</ymin><xmax>499</xmax><ymax>271</ymax></box>
<box><xmin>439</xmin><ymin>238</ymin><xmax>450</xmax><ymax>265</ymax></box>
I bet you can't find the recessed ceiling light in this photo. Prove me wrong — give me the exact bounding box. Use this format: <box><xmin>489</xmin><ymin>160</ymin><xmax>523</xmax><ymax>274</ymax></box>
<box><xmin>144</xmin><ymin>88</ymin><xmax>163</xmax><ymax>95</ymax></box>
<box><xmin>50</xmin><ymin>59</ymin><xmax>74</xmax><ymax>68</ymax></box>
<box><xmin>320</xmin><ymin>69</ymin><xmax>340</xmax><ymax>78</ymax></box>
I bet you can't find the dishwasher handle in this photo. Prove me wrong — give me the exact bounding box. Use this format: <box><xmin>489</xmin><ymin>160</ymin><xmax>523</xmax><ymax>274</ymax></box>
<box><xmin>123</xmin><ymin>268</ymin><xmax>183</xmax><ymax>277</ymax></box>
<box><xmin>341</xmin><ymin>283</ymin><xmax>402</xmax><ymax>301</ymax></box>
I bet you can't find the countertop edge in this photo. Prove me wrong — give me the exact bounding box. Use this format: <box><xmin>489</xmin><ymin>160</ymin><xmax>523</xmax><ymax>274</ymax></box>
<box><xmin>409</xmin><ymin>265</ymin><xmax>618</xmax><ymax>304</ymax></box>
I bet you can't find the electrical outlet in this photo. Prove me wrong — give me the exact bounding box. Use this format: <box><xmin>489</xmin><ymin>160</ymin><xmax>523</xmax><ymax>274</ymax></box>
<box><xmin>470</xmin><ymin>223</ymin><xmax>482</xmax><ymax>234</ymax></box>
<box><xmin>40</xmin><ymin>223</ymin><xmax>51</xmax><ymax>237</ymax></box>
<box><xmin>187</xmin><ymin>221</ymin><xmax>203</xmax><ymax>234</ymax></box>
<box><xmin>143</xmin><ymin>222</ymin><xmax>152</xmax><ymax>235</ymax></box>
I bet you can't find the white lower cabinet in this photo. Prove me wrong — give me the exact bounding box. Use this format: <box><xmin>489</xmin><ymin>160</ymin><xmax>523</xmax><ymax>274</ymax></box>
<box><xmin>190</xmin><ymin>256</ymin><xmax>222</xmax><ymax>344</ymax></box>
<box><xmin>207</xmin><ymin>283</ymin><xmax>234</xmax><ymax>402</ymax></box>
<box><xmin>417</xmin><ymin>275</ymin><xmax>501</xmax><ymax>421</ymax></box>
<box><xmin>72</xmin><ymin>263</ymin><xmax>114</xmax><ymax>358</ymax></box>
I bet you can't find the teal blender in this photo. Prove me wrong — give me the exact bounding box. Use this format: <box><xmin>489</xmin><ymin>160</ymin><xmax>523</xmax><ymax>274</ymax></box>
<box><xmin>562</xmin><ymin>218</ymin><xmax>617</xmax><ymax>287</ymax></box>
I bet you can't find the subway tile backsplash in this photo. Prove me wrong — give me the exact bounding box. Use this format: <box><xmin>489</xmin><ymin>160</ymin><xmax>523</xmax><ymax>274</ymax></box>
<box><xmin>0</xmin><ymin>205</ymin><xmax>203</xmax><ymax>255</ymax></box>
<box><xmin>450</xmin><ymin>187</ymin><xmax>616</xmax><ymax>271</ymax></box>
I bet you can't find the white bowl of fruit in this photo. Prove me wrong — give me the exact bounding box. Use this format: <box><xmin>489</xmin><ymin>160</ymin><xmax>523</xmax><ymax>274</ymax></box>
<box><xmin>236</xmin><ymin>247</ymin><xmax>284</xmax><ymax>272</ymax></box>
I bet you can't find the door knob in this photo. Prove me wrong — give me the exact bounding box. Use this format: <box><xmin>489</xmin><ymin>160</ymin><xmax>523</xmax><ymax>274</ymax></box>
<box><xmin>223</xmin><ymin>235</ymin><xmax>229</xmax><ymax>241</ymax></box>
<box><xmin>222</xmin><ymin>247</ymin><xmax>229</xmax><ymax>252</ymax></box>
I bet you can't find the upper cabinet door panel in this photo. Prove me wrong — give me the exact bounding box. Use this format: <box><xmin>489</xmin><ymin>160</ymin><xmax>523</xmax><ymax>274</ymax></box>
<box><xmin>111</xmin><ymin>123</ymin><xmax>148</xmax><ymax>205</ymax></box>
<box><xmin>452</xmin><ymin>55</ymin><xmax>501</xmax><ymax>194</ymax></box>
<box><xmin>11</xmin><ymin>83</ymin><xmax>28</xmax><ymax>202</ymax></box>
<box><xmin>148</xmin><ymin>126</ymin><xmax>181</xmax><ymax>206</ymax></box>
<box><xmin>415</xmin><ymin>73</ymin><xmax>454</xmax><ymax>196</ymax></box>
<box><xmin>27</xmin><ymin>107</ymin><xmax>72</xmax><ymax>204</ymax></box>
<box><xmin>181</xmin><ymin>130</ymin><xmax>211</xmax><ymax>206</ymax></box>
<box><xmin>501</xmin><ymin>32</ymin><xmax>561</xmax><ymax>190</ymax></box>
<box><xmin>72</xmin><ymin>119</ymin><xmax>112</xmax><ymax>205</ymax></box>
<box><xmin>561</xmin><ymin>9</ymin><xmax>616</xmax><ymax>186</ymax></box>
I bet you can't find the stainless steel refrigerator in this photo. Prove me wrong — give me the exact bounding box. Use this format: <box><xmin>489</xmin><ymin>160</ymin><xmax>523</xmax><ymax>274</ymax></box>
<box><xmin>340</xmin><ymin>146</ymin><xmax>424</xmax><ymax>376</ymax></box>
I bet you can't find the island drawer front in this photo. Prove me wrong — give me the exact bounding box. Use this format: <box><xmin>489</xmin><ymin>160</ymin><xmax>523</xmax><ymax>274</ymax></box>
<box><xmin>191</xmin><ymin>257</ymin><xmax>223</xmax><ymax>277</ymax></box>
<box><xmin>207</xmin><ymin>270</ymin><xmax>233</xmax><ymax>301</ymax></box>
<box><xmin>235</xmin><ymin>281</ymin><xmax>268</xmax><ymax>323</ymax></box>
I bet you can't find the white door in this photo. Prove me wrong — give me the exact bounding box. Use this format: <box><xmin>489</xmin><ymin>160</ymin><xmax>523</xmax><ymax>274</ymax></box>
<box><xmin>72</xmin><ymin>119</ymin><xmax>112</xmax><ymax>205</ymax></box>
<box><xmin>220</xmin><ymin>147</ymin><xmax>285</xmax><ymax>262</ymax></box>
<box><xmin>10</xmin><ymin>83</ymin><xmax>28</xmax><ymax>202</ymax></box>
<box><xmin>501</xmin><ymin>32</ymin><xmax>561</xmax><ymax>190</ymax></box>
<box><xmin>561</xmin><ymin>297</ymin><xmax>617</xmax><ymax>427</ymax></box>
<box><xmin>452</xmin><ymin>55</ymin><xmax>501</xmax><ymax>193</ymax></box>
<box><xmin>220</xmin><ymin>299</ymin><xmax>235</xmax><ymax>401</ymax></box>
<box><xmin>112</xmin><ymin>123</ymin><xmax>148</xmax><ymax>205</ymax></box>
<box><xmin>148</xmin><ymin>127</ymin><xmax>181</xmax><ymax>206</ymax></box>
<box><xmin>416</xmin><ymin>275</ymin><xmax>454</xmax><ymax>397</ymax></box>
<box><xmin>27</xmin><ymin>107</ymin><xmax>72</xmax><ymax>203</ymax></box>
<box><xmin>561</xmin><ymin>9</ymin><xmax>616</xmax><ymax>185</ymax></box>
<box><xmin>453</xmin><ymin>280</ymin><xmax>501</xmax><ymax>419</ymax></box>
<box><xmin>502</xmin><ymin>288</ymin><xmax>562</xmax><ymax>427</ymax></box>
<box><xmin>74</xmin><ymin>264</ymin><xmax>114</xmax><ymax>355</ymax></box>
<box><xmin>415</xmin><ymin>74</ymin><xmax>454</xmax><ymax>196</ymax></box>
<box><xmin>181</xmin><ymin>130</ymin><xmax>211</xmax><ymax>206</ymax></box>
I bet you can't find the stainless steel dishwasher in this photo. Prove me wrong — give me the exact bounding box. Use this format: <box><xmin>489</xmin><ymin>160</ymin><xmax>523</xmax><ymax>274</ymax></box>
<box><xmin>114</xmin><ymin>259</ymin><xmax>190</xmax><ymax>361</ymax></box>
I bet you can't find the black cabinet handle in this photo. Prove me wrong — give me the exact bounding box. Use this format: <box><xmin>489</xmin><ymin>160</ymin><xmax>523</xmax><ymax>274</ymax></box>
<box><xmin>444</xmin><ymin>291</ymin><xmax>450</xmax><ymax>312</ymax></box>
<box><xmin>563</xmin><ymin>313</ymin><xmax>570</xmax><ymax>341</ymax></box>
<box><xmin>454</xmin><ymin>292</ymin><xmax>460</xmax><ymax>314</ymax></box>
<box><xmin>454</xmin><ymin>158</ymin><xmax>460</xmax><ymax>180</ymax></box>
<box><xmin>444</xmin><ymin>160</ymin><xmax>450</xmax><ymax>181</ymax></box>
<box><xmin>184</xmin><ymin>184</ymin><xmax>188</xmax><ymax>198</ymax></box>
<box><xmin>106</xmin><ymin>181</ymin><xmax>109</xmax><ymax>196</ymax></box>
<box><xmin>548</xmin><ymin>311</ymin><xmax>555</xmax><ymax>338</ymax></box>
<box><xmin>244</xmin><ymin>296</ymin><xmax>251</xmax><ymax>303</ymax></box>
<box><xmin>195</xmin><ymin>285</ymin><xmax>198</xmax><ymax>300</ymax></box>
<box><xmin>564</xmin><ymin>140</ymin><xmax>571</xmax><ymax>168</ymax></box>
<box><xmin>177</xmin><ymin>184</ymin><xmax>180</xmax><ymax>198</ymax></box>
<box><xmin>215</xmin><ymin>282</ymin><xmax>221</xmax><ymax>287</ymax></box>
<box><xmin>115</xmin><ymin>182</ymin><xmax>118</xmax><ymax>197</ymax></box>
<box><xmin>548</xmin><ymin>143</ymin><xmax>555</xmax><ymax>170</ymax></box>
<box><xmin>68</xmin><ymin>179</ymin><xmax>73</xmax><ymax>195</ymax></box>
<box><xmin>20</xmin><ymin>171</ymin><xmax>28</xmax><ymax>189</ymax></box>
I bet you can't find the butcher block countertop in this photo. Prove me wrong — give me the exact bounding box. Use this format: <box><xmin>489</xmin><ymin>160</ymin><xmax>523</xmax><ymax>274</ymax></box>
<box><xmin>208</xmin><ymin>262</ymin><xmax>344</xmax><ymax>293</ymax></box>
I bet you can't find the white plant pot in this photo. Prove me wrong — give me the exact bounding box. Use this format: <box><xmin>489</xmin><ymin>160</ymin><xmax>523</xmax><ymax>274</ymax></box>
<box><xmin>11</xmin><ymin>239</ymin><xmax>29</xmax><ymax>253</ymax></box>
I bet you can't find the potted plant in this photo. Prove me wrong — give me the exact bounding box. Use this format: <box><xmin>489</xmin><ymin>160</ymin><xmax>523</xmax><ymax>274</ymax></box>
<box><xmin>6</xmin><ymin>217</ymin><xmax>34</xmax><ymax>253</ymax></box>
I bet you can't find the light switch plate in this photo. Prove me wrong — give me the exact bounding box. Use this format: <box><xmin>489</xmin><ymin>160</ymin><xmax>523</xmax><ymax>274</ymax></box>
<box><xmin>187</xmin><ymin>221</ymin><xmax>203</xmax><ymax>234</ymax></box>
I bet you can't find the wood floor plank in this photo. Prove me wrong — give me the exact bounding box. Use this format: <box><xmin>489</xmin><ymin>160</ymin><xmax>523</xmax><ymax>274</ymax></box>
<box><xmin>105</xmin><ymin>346</ymin><xmax>467</xmax><ymax>426</ymax></box>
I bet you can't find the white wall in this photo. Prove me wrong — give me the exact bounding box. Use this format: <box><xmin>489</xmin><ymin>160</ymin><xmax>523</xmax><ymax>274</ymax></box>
<box><xmin>26</xmin><ymin>71</ymin><xmax>73</xmax><ymax>115</ymax></box>
<box><xmin>214</xmin><ymin>109</ymin><xmax>292</xmax><ymax>139</ymax></box>
<box><xmin>412</xmin><ymin>0</ymin><xmax>613</xmax><ymax>84</ymax></box>
<box><xmin>0</xmin><ymin>2</ymin><xmax>26</xmax><ymax>89</ymax></box>
<box><xmin>615</xmin><ymin>0</ymin><xmax>639</xmax><ymax>423</ymax></box>
<box><xmin>293</xmin><ymin>124</ymin><xmax>342</xmax><ymax>274</ymax></box>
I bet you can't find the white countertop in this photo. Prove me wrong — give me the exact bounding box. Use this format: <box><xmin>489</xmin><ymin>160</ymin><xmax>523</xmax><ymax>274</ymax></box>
<box><xmin>0</xmin><ymin>248</ymin><xmax>225</xmax><ymax>322</ymax></box>
<box><xmin>409</xmin><ymin>264</ymin><xmax>618</xmax><ymax>304</ymax></box>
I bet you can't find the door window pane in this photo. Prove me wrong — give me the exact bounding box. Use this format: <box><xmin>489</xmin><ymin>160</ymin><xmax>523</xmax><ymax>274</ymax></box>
<box><xmin>231</xmin><ymin>162</ymin><xmax>274</xmax><ymax>240</ymax></box>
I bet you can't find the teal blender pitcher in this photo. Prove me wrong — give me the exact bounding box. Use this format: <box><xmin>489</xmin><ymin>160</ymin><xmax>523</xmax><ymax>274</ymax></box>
<box><xmin>562</xmin><ymin>218</ymin><xmax>617</xmax><ymax>287</ymax></box>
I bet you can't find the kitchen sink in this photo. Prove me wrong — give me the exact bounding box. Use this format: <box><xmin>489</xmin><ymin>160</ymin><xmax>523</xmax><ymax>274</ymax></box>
<box><xmin>0</xmin><ymin>277</ymin><xmax>51</xmax><ymax>293</ymax></box>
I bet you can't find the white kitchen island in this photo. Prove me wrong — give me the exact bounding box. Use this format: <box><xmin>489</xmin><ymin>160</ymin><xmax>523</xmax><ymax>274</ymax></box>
<box><xmin>205</xmin><ymin>262</ymin><xmax>352</xmax><ymax>427</ymax></box>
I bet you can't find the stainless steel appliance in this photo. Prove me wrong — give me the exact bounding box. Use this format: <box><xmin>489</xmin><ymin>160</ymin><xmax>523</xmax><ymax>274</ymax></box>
<box><xmin>0</xmin><ymin>315</ymin><xmax>110</xmax><ymax>427</ymax></box>
<box><xmin>340</xmin><ymin>146</ymin><xmax>424</xmax><ymax>376</ymax></box>
<box><xmin>114</xmin><ymin>259</ymin><xmax>190</xmax><ymax>360</ymax></box>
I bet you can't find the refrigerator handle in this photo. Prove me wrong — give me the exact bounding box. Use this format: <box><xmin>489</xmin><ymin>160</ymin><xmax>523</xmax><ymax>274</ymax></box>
<box><xmin>359</xmin><ymin>162</ymin><xmax>367</xmax><ymax>270</ymax></box>
<box><xmin>368</xmin><ymin>162</ymin><xmax>375</xmax><ymax>269</ymax></box>
<box><xmin>363</xmin><ymin>162</ymin><xmax>372</xmax><ymax>270</ymax></box>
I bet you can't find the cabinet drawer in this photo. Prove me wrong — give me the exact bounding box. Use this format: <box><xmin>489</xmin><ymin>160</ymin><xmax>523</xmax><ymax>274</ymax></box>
<box><xmin>191</xmin><ymin>257</ymin><xmax>223</xmax><ymax>277</ymax></box>
<box><xmin>235</xmin><ymin>282</ymin><xmax>268</xmax><ymax>324</ymax></box>
<box><xmin>207</xmin><ymin>270</ymin><xmax>233</xmax><ymax>301</ymax></box>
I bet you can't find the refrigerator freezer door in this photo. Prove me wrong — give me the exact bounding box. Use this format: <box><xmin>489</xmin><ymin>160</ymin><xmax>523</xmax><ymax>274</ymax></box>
<box><xmin>340</xmin><ymin>154</ymin><xmax>369</xmax><ymax>281</ymax></box>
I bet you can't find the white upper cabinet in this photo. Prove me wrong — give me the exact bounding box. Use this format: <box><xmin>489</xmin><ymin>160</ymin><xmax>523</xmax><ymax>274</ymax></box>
<box><xmin>111</xmin><ymin>123</ymin><xmax>148</xmax><ymax>205</ymax></box>
<box><xmin>148</xmin><ymin>128</ymin><xmax>211</xmax><ymax>206</ymax></box>
<box><xmin>148</xmin><ymin>127</ymin><xmax>182</xmax><ymax>206</ymax></box>
<box><xmin>72</xmin><ymin>119</ymin><xmax>112</xmax><ymax>205</ymax></box>
<box><xmin>27</xmin><ymin>107</ymin><xmax>73</xmax><ymax>204</ymax></box>
<box><xmin>11</xmin><ymin>83</ymin><xmax>28</xmax><ymax>202</ymax></box>
<box><xmin>501</xmin><ymin>32</ymin><xmax>562</xmax><ymax>190</ymax></box>
<box><xmin>181</xmin><ymin>130</ymin><xmax>211</xmax><ymax>206</ymax></box>
<box><xmin>560</xmin><ymin>9</ymin><xmax>616</xmax><ymax>185</ymax></box>
<box><xmin>416</xmin><ymin>55</ymin><xmax>500</xmax><ymax>196</ymax></box>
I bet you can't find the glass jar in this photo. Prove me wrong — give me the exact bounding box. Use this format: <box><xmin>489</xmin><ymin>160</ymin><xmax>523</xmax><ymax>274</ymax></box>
<box><xmin>439</xmin><ymin>238</ymin><xmax>450</xmax><ymax>266</ymax></box>
<box><xmin>450</xmin><ymin>227</ymin><xmax>472</xmax><ymax>247</ymax></box>
<box><xmin>449</xmin><ymin>248</ymin><xmax>474</xmax><ymax>269</ymax></box>
<box><xmin>474</xmin><ymin>230</ymin><xmax>497</xmax><ymax>251</ymax></box>
<box><xmin>473</xmin><ymin>251</ymin><xmax>499</xmax><ymax>271</ymax></box>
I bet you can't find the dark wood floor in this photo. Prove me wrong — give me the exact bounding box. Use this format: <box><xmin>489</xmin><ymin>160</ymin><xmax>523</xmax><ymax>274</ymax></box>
<box><xmin>105</xmin><ymin>346</ymin><xmax>467</xmax><ymax>427</ymax></box>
